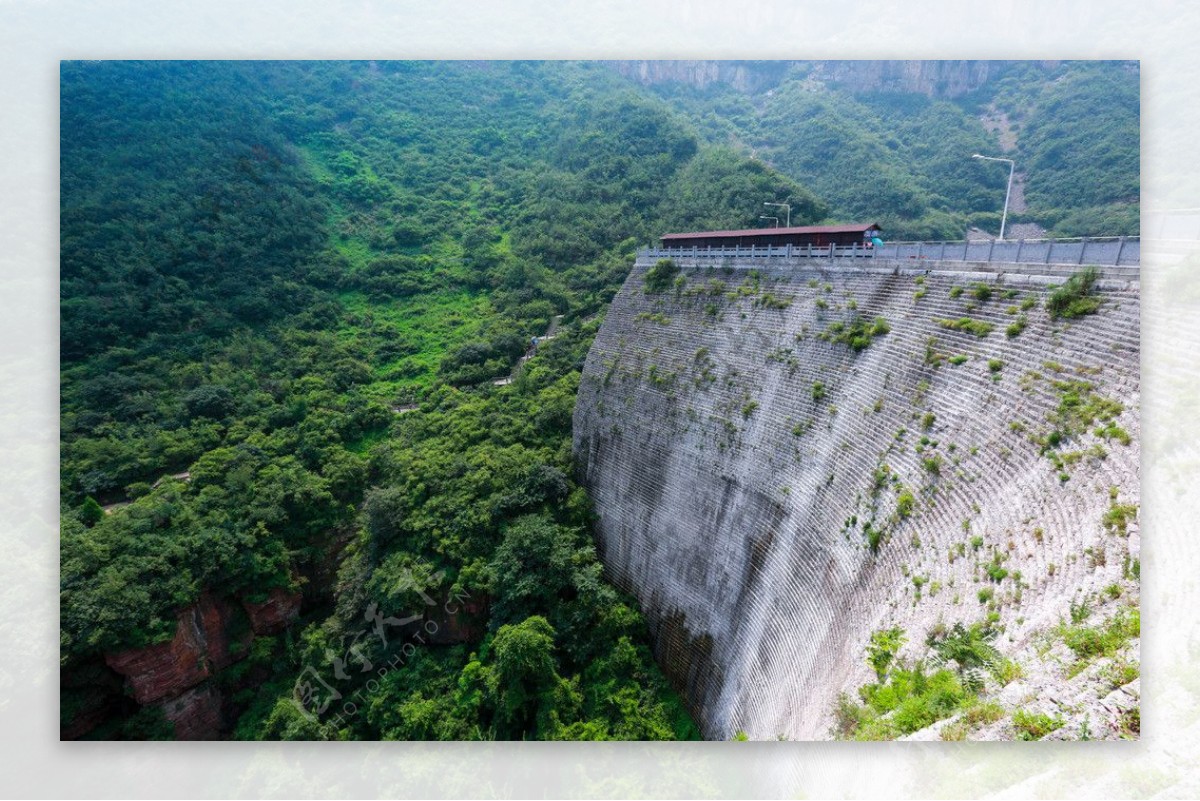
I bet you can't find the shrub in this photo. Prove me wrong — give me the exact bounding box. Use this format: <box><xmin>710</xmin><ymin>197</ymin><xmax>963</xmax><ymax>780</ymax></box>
<box><xmin>811</xmin><ymin>381</ymin><xmax>827</xmax><ymax>402</ymax></box>
<box><xmin>935</xmin><ymin>317</ymin><xmax>994</xmax><ymax>338</ymax></box>
<box><xmin>1012</xmin><ymin>709</ymin><xmax>1064</xmax><ymax>740</ymax></box>
<box><xmin>1104</xmin><ymin>658</ymin><xmax>1139</xmax><ymax>690</ymax></box>
<box><xmin>890</xmin><ymin>670</ymin><xmax>967</xmax><ymax>733</ymax></box>
<box><xmin>927</xmin><ymin>621</ymin><xmax>1000</xmax><ymax>690</ymax></box>
<box><xmin>1095</xmin><ymin>423</ymin><xmax>1132</xmax><ymax>445</ymax></box>
<box><xmin>1059</xmin><ymin>607</ymin><xmax>1140</xmax><ymax>662</ymax></box>
<box><xmin>819</xmin><ymin>316</ymin><xmax>891</xmax><ymax>351</ymax></box>
<box><xmin>754</xmin><ymin>292</ymin><xmax>791</xmax><ymax>309</ymax></box>
<box><xmin>988</xmin><ymin>661</ymin><xmax>1027</xmax><ymax>685</ymax></box>
<box><xmin>644</xmin><ymin>258</ymin><xmax>680</xmax><ymax>292</ymax></box>
<box><xmin>866</xmin><ymin>627</ymin><xmax>906</xmax><ymax>681</ymax></box>
<box><xmin>984</xmin><ymin>557</ymin><xmax>1008</xmax><ymax>583</ymax></box>
<box><xmin>1102</xmin><ymin>492</ymin><xmax>1138</xmax><ymax>536</ymax></box>
<box><xmin>80</xmin><ymin>496</ymin><xmax>105</xmax><ymax>527</ymax></box>
<box><xmin>970</xmin><ymin>283</ymin><xmax>993</xmax><ymax>302</ymax></box>
<box><xmin>1006</xmin><ymin>315</ymin><xmax>1028</xmax><ymax>339</ymax></box>
<box><xmin>864</xmin><ymin>522</ymin><xmax>884</xmax><ymax>553</ymax></box>
<box><xmin>1046</xmin><ymin>266</ymin><xmax>1102</xmax><ymax>319</ymax></box>
<box><xmin>843</xmin><ymin>663</ymin><xmax>969</xmax><ymax>740</ymax></box>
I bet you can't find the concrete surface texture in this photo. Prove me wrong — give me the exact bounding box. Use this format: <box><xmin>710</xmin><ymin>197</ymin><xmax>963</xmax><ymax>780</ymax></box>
<box><xmin>574</xmin><ymin>256</ymin><xmax>1140</xmax><ymax>740</ymax></box>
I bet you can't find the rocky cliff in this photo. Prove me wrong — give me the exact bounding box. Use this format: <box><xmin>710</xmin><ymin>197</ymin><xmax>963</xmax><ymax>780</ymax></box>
<box><xmin>574</xmin><ymin>256</ymin><xmax>1140</xmax><ymax>740</ymax></box>
<box><xmin>607</xmin><ymin>60</ymin><xmax>1058</xmax><ymax>98</ymax></box>
<box><xmin>63</xmin><ymin>580</ymin><xmax>488</xmax><ymax>739</ymax></box>
<box><xmin>61</xmin><ymin>589</ymin><xmax>302</xmax><ymax>740</ymax></box>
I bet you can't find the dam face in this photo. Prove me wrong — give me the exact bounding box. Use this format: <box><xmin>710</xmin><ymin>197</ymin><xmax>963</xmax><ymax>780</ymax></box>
<box><xmin>573</xmin><ymin>256</ymin><xmax>1140</xmax><ymax>740</ymax></box>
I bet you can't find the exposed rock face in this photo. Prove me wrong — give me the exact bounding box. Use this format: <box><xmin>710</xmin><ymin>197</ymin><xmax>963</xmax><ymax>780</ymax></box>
<box><xmin>423</xmin><ymin>592</ymin><xmax>490</xmax><ymax>645</ymax></box>
<box><xmin>809</xmin><ymin>60</ymin><xmax>1001</xmax><ymax>98</ymax></box>
<box><xmin>607</xmin><ymin>60</ymin><xmax>791</xmax><ymax>94</ymax></box>
<box><xmin>104</xmin><ymin>592</ymin><xmax>250</xmax><ymax>706</ymax></box>
<box><xmin>161</xmin><ymin>683</ymin><xmax>224</xmax><ymax>740</ymax></box>
<box><xmin>607</xmin><ymin>60</ymin><xmax>1059</xmax><ymax>98</ymax></box>
<box><xmin>574</xmin><ymin>256</ymin><xmax>1139</xmax><ymax>739</ymax></box>
<box><xmin>241</xmin><ymin>588</ymin><xmax>302</xmax><ymax>635</ymax></box>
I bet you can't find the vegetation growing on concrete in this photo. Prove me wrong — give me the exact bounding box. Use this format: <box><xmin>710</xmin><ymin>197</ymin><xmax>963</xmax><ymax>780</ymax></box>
<box><xmin>820</xmin><ymin>316</ymin><xmax>891</xmax><ymax>351</ymax></box>
<box><xmin>1006</xmin><ymin>314</ymin><xmax>1028</xmax><ymax>338</ymax></box>
<box><xmin>1102</xmin><ymin>488</ymin><xmax>1139</xmax><ymax>536</ymax></box>
<box><xmin>969</xmin><ymin>283</ymin><xmax>994</xmax><ymax>302</ymax></box>
<box><xmin>754</xmin><ymin>292</ymin><xmax>792</xmax><ymax>309</ymax></box>
<box><xmin>1013</xmin><ymin>370</ymin><xmax>1130</xmax><ymax>479</ymax></box>
<box><xmin>1057</xmin><ymin>606</ymin><xmax>1140</xmax><ymax>675</ymax></box>
<box><xmin>1012</xmin><ymin>709</ymin><xmax>1065</xmax><ymax>740</ymax></box>
<box><xmin>636</xmin><ymin>311</ymin><xmax>673</xmax><ymax>325</ymax></box>
<box><xmin>1046</xmin><ymin>266</ymin><xmax>1103</xmax><ymax>320</ymax></box>
<box><xmin>935</xmin><ymin>317</ymin><xmax>994</xmax><ymax>338</ymax></box>
<box><xmin>834</xmin><ymin>618</ymin><xmax>1021</xmax><ymax>741</ymax></box>
<box><xmin>645</xmin><ymin>258</ymin><xmax>681</xmax><ymax>293</ymax></box>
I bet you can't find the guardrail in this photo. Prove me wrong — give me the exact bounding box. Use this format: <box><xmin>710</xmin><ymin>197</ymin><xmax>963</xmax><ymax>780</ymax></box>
<box><xmin>643</xmin><ymin>236</ymin><xmax>1140</xmax><ymax>267</ymax></box>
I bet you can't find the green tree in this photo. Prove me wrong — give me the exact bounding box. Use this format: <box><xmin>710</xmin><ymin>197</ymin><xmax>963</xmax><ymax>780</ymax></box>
<box><xmin>80</xmin><ymin>496</ymin><xmax>105</xmax><ymax>527</ymax></box>
<box><xmin>866</xmin><ymin>626</ymin><xmax>907</xmax><ymax>682</ymax></box>
<box><xmin>489</xmin><ymin>616</ymin><xmax>562</xmax><ymax>736</ymax></box>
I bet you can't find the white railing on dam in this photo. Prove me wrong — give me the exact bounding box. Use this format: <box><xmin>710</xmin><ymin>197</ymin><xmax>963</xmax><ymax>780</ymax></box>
<box><xmin>644</xmin><ymin>235</ymin><xmax>1140</xmax><ymax>268</ymax></box>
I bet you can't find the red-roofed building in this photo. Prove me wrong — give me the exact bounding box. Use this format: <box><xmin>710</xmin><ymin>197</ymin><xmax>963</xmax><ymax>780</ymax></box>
<box><xmin>660</xmin><ymin>223</ymin><xmax>882</xmax><ymax>249</ymax></box>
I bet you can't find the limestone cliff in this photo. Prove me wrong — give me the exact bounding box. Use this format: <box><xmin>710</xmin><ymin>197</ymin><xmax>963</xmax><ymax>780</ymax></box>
<box><xmin>574</xmin><ymin>256</ymin><xmax>1139</xmax><ymax>740</ymax></box>
<box><xmin>607</xmin><ymin>60</ymin><xmax>1056</xmax><ymax>98</ymax></box>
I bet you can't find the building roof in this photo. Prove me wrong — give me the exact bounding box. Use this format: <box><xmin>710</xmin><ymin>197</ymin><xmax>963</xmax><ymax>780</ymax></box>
<box><xmin>660</xmin><ymin>223</ymin><xmax>881</xmax><ymax>240</ymax></box>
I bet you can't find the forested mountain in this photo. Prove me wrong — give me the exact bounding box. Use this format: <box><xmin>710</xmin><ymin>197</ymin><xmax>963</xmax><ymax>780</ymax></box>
<box><xmin>59</xmin><ymin>60</ymin><xmax>1138</xmax><ymax>740</ymax></box>
<box><xmin>618</xmin><ymin>60</ymin><xmax>1139</xmax><ymax>238</ymax></box>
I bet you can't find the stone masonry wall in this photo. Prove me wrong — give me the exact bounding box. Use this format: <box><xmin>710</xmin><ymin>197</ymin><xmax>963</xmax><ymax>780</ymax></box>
<box><xmin>574</xmin><ymin>257</ymin><xmax>1140</xmax><ymax>739</ymax></box>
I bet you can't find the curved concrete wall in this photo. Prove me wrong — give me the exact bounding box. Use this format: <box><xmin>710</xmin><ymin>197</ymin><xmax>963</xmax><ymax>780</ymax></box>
<box><xmin>574</xmin><ymin>258</ymin><xmax>1140</xmax><ymax>739</ymax></box>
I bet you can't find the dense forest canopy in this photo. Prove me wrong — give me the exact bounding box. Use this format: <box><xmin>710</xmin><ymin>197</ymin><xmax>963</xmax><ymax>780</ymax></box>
<box><xmin>59</xmin><ymin>60</ymin><xmax>1139</xmax><ymax>740</ymax></box>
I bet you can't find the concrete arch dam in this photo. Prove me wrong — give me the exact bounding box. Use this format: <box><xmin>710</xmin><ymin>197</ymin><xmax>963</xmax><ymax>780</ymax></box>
<box><xmin>572</xmin><ymin>255</ymin><xmax>1140</xmax><ymax>740</ymax></box>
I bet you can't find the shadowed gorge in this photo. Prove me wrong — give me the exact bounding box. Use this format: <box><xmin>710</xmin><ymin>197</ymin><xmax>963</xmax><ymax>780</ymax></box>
<box><xmin>575</xmin><ymin>257</ymin><xmax>1139</xmax><ymax>739</ymax></box>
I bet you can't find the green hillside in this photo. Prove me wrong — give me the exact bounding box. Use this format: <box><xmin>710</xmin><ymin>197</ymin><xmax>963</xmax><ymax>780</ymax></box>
<box><xmin>61</xmin><ymin>60</ymin><xmax>818</xmax><ymax>741</ymax></box>
<box><xmin>627</xmin><ymin>60</ymin><xmax>1139</xmax><ymax>239</ymax></box>
<box><xmin>59</xmin><ymin>60</ymin><xmax>1139</xmax><ymax>741</ymax></box>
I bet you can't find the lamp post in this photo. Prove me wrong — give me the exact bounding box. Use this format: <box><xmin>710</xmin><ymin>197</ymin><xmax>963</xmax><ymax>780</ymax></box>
<box><xmin>760</xmin><ymin>215</ymin><xmax>779</xmax><ymax>228</ymax></box>
<box><xmin>764</xmin><ymin>202</ymin><xmax>791</xmax><ymax>228</ymax></box>
<box><xmin>972</xmin><ymin>154</ymin><xmax>1015</xmax><ymax>241</ymax></box>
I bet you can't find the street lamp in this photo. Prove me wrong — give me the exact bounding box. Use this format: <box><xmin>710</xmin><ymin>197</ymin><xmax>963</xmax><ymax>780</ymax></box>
<box><xmin>760</xmin><ymin>215</ymin><xmax>779</xmax><ymax>228</ymax></box>
<box><xmin>764</xmin><ymin>202</ymin><xmax>791</xmax><ymax>228</ymax></box>
<box><xmin>972</xmin><ymin>154</ymin><xmax>1015</xmax><ymax>241</ymax></box>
